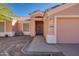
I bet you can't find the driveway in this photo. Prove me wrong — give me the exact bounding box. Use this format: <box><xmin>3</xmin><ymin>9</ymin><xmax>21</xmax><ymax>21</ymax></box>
<box><xmin>56</xmin><ymin>44</ymin><xmax>79</xmax><ymax>56</ymax></box>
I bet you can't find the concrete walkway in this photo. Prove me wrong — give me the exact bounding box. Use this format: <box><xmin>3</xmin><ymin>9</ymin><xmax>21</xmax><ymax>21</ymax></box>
<box><xmin>22</xmin><ymin>36</ymin><xmax>63</xmax><ymax>56</ymax></box>
<box><xmin>22</xmin><ymin>36</ymin><xmax>79</xmax><ymax>56</ymax></box>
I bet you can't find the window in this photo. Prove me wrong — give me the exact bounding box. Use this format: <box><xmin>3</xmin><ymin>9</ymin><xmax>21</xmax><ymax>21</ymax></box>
<box><xmin>0</xmin><ymin>22</ymin><xmax>4</xmax><ymax>32</ymax></box>
<box><xmin>23</xmin><ymin>23</ymin><xmax>29</xmax><ymax>31</ymax></box>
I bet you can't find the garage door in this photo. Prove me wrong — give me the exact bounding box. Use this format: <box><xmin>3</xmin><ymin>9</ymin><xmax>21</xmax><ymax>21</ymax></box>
<box><xmin>57</xmin><ymin>17</ymin><xmax>79</xmax><ymax>43</ymax></box>
<box><xmin>0</xmin><ymin>22</ymin><xmax>4</xmax><ymax>32</ymax></box>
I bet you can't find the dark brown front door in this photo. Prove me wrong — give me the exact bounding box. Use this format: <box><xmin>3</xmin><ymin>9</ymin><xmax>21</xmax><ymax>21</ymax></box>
<box><xmin>35</xmin><ymin>21</ymin><xmax>43</xmax><ymax>35</ymax></box>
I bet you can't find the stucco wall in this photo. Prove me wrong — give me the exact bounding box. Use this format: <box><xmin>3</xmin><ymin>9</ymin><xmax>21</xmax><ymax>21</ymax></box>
<box><xmin>17</xmin><ymin>20</ymin><xmax>23</xmax><ymax>32</ymax></box>
<box><xmin>54</xmin><ymin>4</ymin><xmax>79</xmax><ymax>15</ymax></box>
<box><xmin>43</xmin><ymin>13</ymin><xmax>49</xmax><ymax>38</ymax></box>
<box><xmin>44</xmin><ymin>18</ymin><xmax>48</xmax><ymax>38</ymax></box>
<box><xmin>13</xmin><ymin>20</ymin><xmax>23</xmax><ymax>32</ymax></box>
<box><xmin>6</xmin><ymin>20</ymin><xmax>12</xmax><ymax>32</ymax></box>
<box><xmin>43</xmin><ymin>14</ymin><xmax>55</xmax><ymax>36</ymax></box>
<box><xmin>30</xmin><ymin>19</ymin><xmax>35</xmax><ymax>37</ymax></box>
<box><xmin>48</xmin><ymin>19</ymin><xmax>54</xmax><ymax>35</ymax></box>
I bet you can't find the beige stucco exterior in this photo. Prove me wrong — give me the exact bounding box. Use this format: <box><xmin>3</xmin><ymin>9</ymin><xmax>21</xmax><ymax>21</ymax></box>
<box><xmin>45</xmin><ymin>4</ymin><xmax>79</xmax><ymax>43</ymax></box>
<box><xmin>0</xmin><ymin>19</ymin><xmax>14</xmax><ymax>36</ymax></box>
<box><xmin>6</xmin><ymin>20</ymin><xmax>12</xmax><ymax>32</ymax></box>
<box><xmin>54</xmin><ymin>4</ymin><xmax>79</xmax><ymax>15</ymax></box>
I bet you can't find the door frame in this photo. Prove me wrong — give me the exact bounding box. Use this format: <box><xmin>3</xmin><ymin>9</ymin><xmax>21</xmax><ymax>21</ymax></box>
<box><xmin>35</xmin><ymin>21</ymin><xmax>44</xmax><ymax>35</ymax></box>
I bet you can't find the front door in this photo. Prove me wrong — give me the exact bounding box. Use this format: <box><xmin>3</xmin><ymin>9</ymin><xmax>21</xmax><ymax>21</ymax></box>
<box><xmin>35</xmin><ymin>21</ymin><xmax>43</xmax><ymax>35</ymax></box>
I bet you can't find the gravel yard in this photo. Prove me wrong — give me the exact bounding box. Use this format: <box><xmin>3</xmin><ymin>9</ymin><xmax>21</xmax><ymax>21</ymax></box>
<box><xmin>0</xmin><ymin>36</ymin><xmax>32</xmax><ymax>56</ymax></box>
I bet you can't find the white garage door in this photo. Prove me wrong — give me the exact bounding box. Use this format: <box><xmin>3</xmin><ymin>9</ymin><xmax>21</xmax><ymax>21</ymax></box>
<box><xmin>57</xmin><ymin>17</ymin><xmax>79</xmax><ymax>43</ymax></box>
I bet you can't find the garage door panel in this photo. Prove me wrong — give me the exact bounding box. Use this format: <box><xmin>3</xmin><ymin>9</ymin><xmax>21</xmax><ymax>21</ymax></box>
<box><xmin>57</xmin><ymin>17</ymin><xmax>79</xmax><ymax>43</ymax></box>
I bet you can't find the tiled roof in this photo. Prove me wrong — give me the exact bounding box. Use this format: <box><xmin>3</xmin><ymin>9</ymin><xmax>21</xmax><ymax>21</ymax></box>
<box><xmin>29</xmin><ymin>10</ymin><xmax>44</xmax><ymax>15</ymax></box>
<box><xmin>45</xmin><ymin>3</ymin><xmax>66</xmax><ymax>12</ymax></box>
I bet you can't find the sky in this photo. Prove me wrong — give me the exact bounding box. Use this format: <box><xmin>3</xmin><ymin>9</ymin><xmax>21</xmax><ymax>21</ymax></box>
<box><xmin>8</xmin><ymin>3</ymin><xmax>58</xmax><ymax>16</ymax></box>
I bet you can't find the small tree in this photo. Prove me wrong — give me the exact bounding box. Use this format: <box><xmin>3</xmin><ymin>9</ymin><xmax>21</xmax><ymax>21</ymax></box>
<box><xmin>0</xmin><ymin>3</ymin><xmax>15</xmax><ymax>21</ymax></box>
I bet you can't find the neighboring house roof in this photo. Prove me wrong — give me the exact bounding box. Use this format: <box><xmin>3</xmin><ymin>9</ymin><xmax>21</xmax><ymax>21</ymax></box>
<box><xmin>0</xmin><ymin>3</ymin><xmax>15</xmax><ymax>17</ymax></box>
<box><xmin>13</xmin><ymin>16</ymin><xmax>31</xmax><ymax>21</ymax></box>
<box><xmin>45</xmin><ymin>3</ymin><xmax>76</xmax><ymax>16</ymax></box>
<box><xmin>23</xmin><ymin>15</ymin><xmax>31</xmax><ymax>21</ymax></box>
<box><xmin>0</xmin><ymin>14</ymin><xmax>12</xmax><ymax>22</ymax></box>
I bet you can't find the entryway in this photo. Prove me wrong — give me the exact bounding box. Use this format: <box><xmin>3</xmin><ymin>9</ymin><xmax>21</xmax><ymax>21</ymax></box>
<box><xmin>35</xmin><ymin>21</ymin><xmax>43</xmax><ymax>35</ymax></box>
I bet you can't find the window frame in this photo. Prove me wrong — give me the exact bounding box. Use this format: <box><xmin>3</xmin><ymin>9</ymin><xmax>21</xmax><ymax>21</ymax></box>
<box><xmin>0</xmin><ymin>21</ymin><xmax>5</xmax><ymax>32</ymax></box>
<box><xmin>23</xmin><ymin>22</ymin><xmax>29</xmax><ymax>32</ymax></box>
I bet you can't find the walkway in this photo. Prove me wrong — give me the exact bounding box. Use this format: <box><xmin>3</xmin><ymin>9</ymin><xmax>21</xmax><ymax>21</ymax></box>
<box><xmin>22</xmin><ymin>36</ymin><xmax>79</xmax><ymax>56</ymax></box>
<box><xmin>22</xmin><ymin>36</ymin><xmax>64</xmax><ymax>56</ymax></box>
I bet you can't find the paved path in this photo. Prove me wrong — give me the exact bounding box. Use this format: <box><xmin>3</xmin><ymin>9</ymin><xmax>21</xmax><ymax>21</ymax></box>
<box><xmin>22</xmin><ymin>36</ymin><xmax>79</xmax><ymax>56</ymax></box>
<box><xmin>22</xmin><ymin>36</ymin><xmax>63</xmax><ymax>56</ymax></box>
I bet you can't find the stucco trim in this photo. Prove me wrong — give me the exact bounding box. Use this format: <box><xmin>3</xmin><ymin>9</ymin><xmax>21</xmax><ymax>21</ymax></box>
<box><xmin>4</xmin><ymin>21</ymin><xmax>6</xmax><ymax>32</ymax></box>
<box><xmin>23</xmin><ymin>32</ymin><xmax>30</xmax><ymax>35</ymax></box>
<box><xmin>55</xmin><ymin>15</ymin><xmax>79</xmax><ymax>18</ymax></box>
<box><xmin>46</xmin><ymin>35</ymin><xmax>56</xmax><ymax>44</ymax></box>
<box><xmin>0</xmin><ymin>32</ymin><xmax>6</xmax><ymax>36</ymax></box>
<box><xmin>0</xmin><ymin>32</ymin><xmax>14</xmax><ymax>37</ymax></box>
<box><xmin>54</xmin><ymin>16</ymin><xmax>57</xmax><ymax>43</ymax></box>
<box><xmin>23</xmin><ymin>21</ymin><xmax>30</xmax><ymax>23</ymax></box>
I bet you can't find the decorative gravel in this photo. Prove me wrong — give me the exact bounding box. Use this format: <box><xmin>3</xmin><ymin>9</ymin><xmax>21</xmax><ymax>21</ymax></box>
<box><xmin>0</xmin><ymin>36</ymin><xmax>32</xmax><ymax>56</ymax></box>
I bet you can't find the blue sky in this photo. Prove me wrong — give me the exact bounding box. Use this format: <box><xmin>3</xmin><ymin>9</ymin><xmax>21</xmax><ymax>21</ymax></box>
<box><xmin>8</xmin><ymin>3</ymin><xmax>58</xmax><ymax>16</ymax></box>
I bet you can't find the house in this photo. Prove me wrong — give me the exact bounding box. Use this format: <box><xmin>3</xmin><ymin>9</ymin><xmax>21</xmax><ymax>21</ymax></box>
<box><xmin>21</xmin><ymin>3</ymin><xmax>79</xmax><ymax>44</ymax></box>
<box><xmin>12</xmin><ymin>16</ymin><xmax>30</xmax><ymax>36</ymax></box>
<box><xmin>12</xmin><ymin>11</ymin><xmax>44</xmax><ymax>36</ymax></box>
<box><xmin>44</xmin><ymin>3</ymin><xmax>79</xmax><ymax>44</ymax></box>
<box><xmin>0</xmin><ymin>15</ymin><xmax>14</xmax><ymax>36</ymax></box>
<box><xmin>1</xmin><ymin>3</ymin><xmax>79</xmax><ymax>44</ymax></box>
